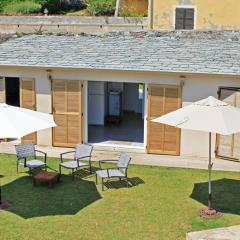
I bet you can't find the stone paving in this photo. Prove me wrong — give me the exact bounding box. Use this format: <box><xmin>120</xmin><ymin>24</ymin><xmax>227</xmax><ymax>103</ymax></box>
<box><xmin>187</xmin><ymin>225</ymin><xmax>240</xmax><ymax>240</ymax></box>
<box><xmin>1</xmin><ymin>140</ymin><xmax>240</xmax><ymax>172</ymax></box>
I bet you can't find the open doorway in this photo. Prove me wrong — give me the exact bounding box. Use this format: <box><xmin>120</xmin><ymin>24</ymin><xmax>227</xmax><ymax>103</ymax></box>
<box><xmin>5</xmin><ymin>77</ymin><xmax>20</xmax><ymax>106</ymax></box>
<box><xmin>88</xmin><ymin>81</ymin><xmax>145</xmax><ymax>147</ymax></box>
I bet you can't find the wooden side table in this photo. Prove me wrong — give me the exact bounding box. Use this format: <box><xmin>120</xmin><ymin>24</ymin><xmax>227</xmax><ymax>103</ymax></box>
<box><xmin>33</xmin><ymin>171</ymin><xmax>60</xmax><ymax>188</ymax></box>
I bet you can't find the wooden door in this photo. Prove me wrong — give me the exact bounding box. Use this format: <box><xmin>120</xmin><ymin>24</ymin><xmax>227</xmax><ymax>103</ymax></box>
<box><xmin>147</xmin><ymin>85</ymin><xmax>181</xmax><ymax>155</ymax></box>
<box><xmin>0</xmin><ymin>77</ymin><xmax>5</xmax><ymax>103</ymax></box>
<box><xmin>216</xmin><ymin>87</ymin><xmax>240</xmax><ymax>160</ymax></box>
<box><xmin>20</xmin><ymin>78</ymin><xmax>37</xmax><ymax>144</ymax></box>
<box><xmin>52</xmin><ymin>80</ymin><xmax>83</xmax><ymax>147</ymax></box>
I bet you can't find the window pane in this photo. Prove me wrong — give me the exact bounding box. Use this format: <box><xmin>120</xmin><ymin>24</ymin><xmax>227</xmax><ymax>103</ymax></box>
<box><xmin>139</xmin><ymin>84</ymin><xmax>143</xmax><ymax>99</ymax></box>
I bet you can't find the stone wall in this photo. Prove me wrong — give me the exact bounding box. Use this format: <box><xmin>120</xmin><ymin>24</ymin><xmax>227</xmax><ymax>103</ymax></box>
<box><xmin>0</xmin><ymin>16</ymin><xmax>148</xmax><ymax>34</ymax></box>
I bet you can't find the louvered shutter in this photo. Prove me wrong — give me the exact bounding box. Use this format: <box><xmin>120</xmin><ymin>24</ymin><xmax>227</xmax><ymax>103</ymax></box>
<box><xmin>0</xmin><ymin>77</ymin><xmax>5</xmax><ymax>103</ymax></box>
<box><xmin>216</xmin><ymin>88</ymin><xmax>240</xmax><ymax>160</ymax></box>
<box><xmin>52</xmin><ymin>80</ymin><xmax>82</xmax><ymax>147</ymax></box>
<box><xmin>20</xmin><ymin>78</ymin><xmax>37</xmax><ymax>144</ymax></box>
<box><xmin>147</xmin><ymin>85</ymin><xmax>181</xmax><ymax>155</ymax></box>
<box><xmin>175</xmin><ymin>8</ymin><xmax>194</xmax><ymax>30</ymax></box>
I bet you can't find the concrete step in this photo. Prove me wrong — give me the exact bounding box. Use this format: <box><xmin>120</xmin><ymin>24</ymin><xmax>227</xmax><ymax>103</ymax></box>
<box><xmin>187</xmin><ymin>225</ymin><xmax>240</xmax><ymax>240</ymax></box>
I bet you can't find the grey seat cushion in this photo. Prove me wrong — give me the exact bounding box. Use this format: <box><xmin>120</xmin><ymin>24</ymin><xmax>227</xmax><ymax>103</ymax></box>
<box><xmin>60</xmin><ymin>161</ymin><xmax>88</xmax><ymax>169</ymax></box>
<box><xmin>96</xmin><ymin>169</ymin><xmax>125</xmax><ymax>178</ymax></box>
<box><xmin>26</xmin><ymin>160</ymin><xmax>45</xmax><ymax>168</ymax></box>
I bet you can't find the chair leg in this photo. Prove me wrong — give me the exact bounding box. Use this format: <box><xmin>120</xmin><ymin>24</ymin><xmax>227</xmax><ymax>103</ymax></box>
<box><xmin>59</xmin><ymin>165</ymin><xmax>61</xmax><ymax>178</ymax></box>
<box><xmin>17</xmin><ymin>162</ymin><xmax>19</xmax><ymax>173</ymax></box>
<box><xmin>125</xmin><ymin>177</ymin><xmax>129</xmax><ymax>188</ymax></box>
<box><xmin>95</xmin><ymin>174</ymin><xmax>98</xmax><ymax>185</ymax></box>
<box><xmin>72</xmin><ymin>169</ymin><xmax>74</xmax><ymax>181</ymax></box>
<box><xmin>102</xmin><ymin>178</ymin><xmax>104</xmax><ymax>191</ymax></box>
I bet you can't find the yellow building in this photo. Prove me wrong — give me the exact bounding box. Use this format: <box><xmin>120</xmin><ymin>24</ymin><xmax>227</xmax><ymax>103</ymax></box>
<box><xmin>149</xmin><ymin>0</ymin><xmax>240</xmax><ymax>30</ymax></box>
<box><xmin>117</xmin><ymin>0</ymin><xmax>148</xmax><ymax>16</ymax></box>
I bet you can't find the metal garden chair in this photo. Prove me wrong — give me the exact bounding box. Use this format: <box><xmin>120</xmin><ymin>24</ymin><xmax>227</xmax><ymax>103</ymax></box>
<box><xmin>15</xmin><ymin>142</ymin><xmax>47</xmax><ymax>173</ymax></box>
<box><xmin>59</xmin><ymin>144</ymin><xmax>93</xmax><ymax>180</ymax></box>
<box><xmin>96</xmin><ymin>153</ymin><xmax>131</xmax><ymax>191</ymax></box>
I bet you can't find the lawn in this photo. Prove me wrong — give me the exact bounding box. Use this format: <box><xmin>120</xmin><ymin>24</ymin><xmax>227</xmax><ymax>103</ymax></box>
<box><xmin>1</xmin><ymin>153</ymin><xmax>240</xmax><ymax>240</ymax></box>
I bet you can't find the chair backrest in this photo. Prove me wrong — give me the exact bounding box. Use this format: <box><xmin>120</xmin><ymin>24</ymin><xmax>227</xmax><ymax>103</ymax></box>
<box><xmin>15</xmin><ymin>142</ymin><xmax>35</xmax><ymax>159</ymax></box>
<box><xmin>75</xmin><ymin>144</ymin><xmax>93</xmax><ymax>161</ymax></box>
<box><xmin>117</xmin><ymin>153</ymin><xmax>131</xmax><ymax>170</ymax></box>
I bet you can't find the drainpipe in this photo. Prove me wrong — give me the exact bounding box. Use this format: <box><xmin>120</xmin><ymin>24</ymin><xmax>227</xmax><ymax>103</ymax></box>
<box><xmin>115</xmin><ymin>0</ymin><xmax>120</xmax><ymax>17</ymax></box>
<box><xmin>149</xmin><ymin>0</ymin><xmax>154</xmax><ymax>30</ymax></box>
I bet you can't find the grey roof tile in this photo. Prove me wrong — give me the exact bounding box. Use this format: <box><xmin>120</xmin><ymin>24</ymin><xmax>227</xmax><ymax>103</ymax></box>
<box><xmin>0</xmin><ymin>33</ymin><xmax>239</xmax><ymax>75</ymax></box>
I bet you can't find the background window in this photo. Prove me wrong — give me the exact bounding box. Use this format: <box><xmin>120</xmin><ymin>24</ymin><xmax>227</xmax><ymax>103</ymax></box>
<box><xmin>175</xmin><ymin>8</ymin><xmax>194</xmax><ymax>30</ymax></box>
<box><xmin>138</xmin><ymin>84</ymin><xmax>144</xmax><ymax>100</ymax></box>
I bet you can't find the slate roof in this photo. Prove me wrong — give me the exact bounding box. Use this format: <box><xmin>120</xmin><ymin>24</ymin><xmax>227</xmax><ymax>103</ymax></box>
<box><xmin>0</xmin><ymin>31</ymin><xmax>240</xmax><ymax>75</ymax></box>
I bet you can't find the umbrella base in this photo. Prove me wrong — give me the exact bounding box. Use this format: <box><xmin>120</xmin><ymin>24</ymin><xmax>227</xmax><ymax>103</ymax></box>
<box><xmin>198</xmin><ymin>208</ymin><xmax>223</xmax><ymax>219</ymax></box>
<box><xmin>0</xmin><ymin>199</ymin><xmax>11</xmax><ymax>209</ymax></box>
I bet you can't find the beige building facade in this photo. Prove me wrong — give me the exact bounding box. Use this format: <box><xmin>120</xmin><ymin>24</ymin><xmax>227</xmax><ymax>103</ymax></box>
<box><xmin>1</xmin><ymin>65</ymin><xmax>240</xmax><ymax>158</ymax></box>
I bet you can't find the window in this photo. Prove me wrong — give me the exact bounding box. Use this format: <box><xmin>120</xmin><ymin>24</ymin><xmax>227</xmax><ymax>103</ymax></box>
<box><xmin>138</xmin><ymin>84</ymin><xmax>144</xmax><ymax>100</ymax></box>
<box><xmin>175</xmin><ymin>8</ymin><xmax>194</xmax><ymax>30</ymax></box>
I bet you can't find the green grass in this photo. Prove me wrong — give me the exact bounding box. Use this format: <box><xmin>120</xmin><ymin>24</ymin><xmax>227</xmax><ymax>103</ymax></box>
<box><xmin>1</xmin><ymin>154</ymin><xmax>240</xmax><ymax>240</ymax></box>
<box><xmin>2</xmin><ymin>1</ymin><xmax>42</xmax><ymax>14</ymax></box>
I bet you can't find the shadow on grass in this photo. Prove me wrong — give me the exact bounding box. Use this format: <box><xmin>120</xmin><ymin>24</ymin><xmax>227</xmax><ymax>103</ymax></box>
<box><xmin>104</xmin><ymin>177</ymin><xmax>145</xmax><ymax>190</ymax></box>
<box><xmin>190</xmin><ymin>178</ymin><xmax>240</xmax><ymax>215</ymax></box>
<box><xmin>74</xmin><ymin>166</ymin><xmax>101</xmax><ymax>179</ymax></box>
<box><xmin>2</xmin><ymin>175</ymin><xmax>101</xmax><ymax>219</ymax></box>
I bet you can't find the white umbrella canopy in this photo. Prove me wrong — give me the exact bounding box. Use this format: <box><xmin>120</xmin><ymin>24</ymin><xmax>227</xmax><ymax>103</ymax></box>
<box><xmin>152</xmin><ymin>96</ymin><xmax>240</xmax><ymax>217</ymax></box>
<box><xmin>0</xmin><ymin>103</ymin><xmax>56</xmax><ymax>139</ymax></box>
<box><xmin>0</xmin><ymin>103</ymin><xmax>56</xmax><ymax>209</ymax></box>
<box><xmin>152</xmin><ymin>96</ymin><xmax>240</xmax><ymax>135</ymax></box>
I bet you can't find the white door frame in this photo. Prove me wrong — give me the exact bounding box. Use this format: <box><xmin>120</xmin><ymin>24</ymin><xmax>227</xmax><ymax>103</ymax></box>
<box><xmin>84</xmin><ymin>80</ymin><xmax>147</xmax><ymax>151</ymax></box>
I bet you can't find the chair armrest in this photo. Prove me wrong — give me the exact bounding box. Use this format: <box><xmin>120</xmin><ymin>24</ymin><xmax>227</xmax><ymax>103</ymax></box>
<box><xmin>76</xmin><ymin>155</ymin><xmax>91</xmax><ymax>161</ymax></box>
<box><xmin>60</xmin><ymin>151</ymin><xmax>76</xmax><ymax>163</ymax></box>
<box><xmin>99</xmin><ymin>160</ymin><xmax>118</xmax><ymax>169</ymax></box>
<box><xmin>35</xmin><ymin>150</ymin><xmax>47</xmax><ymax>163</ymax></box>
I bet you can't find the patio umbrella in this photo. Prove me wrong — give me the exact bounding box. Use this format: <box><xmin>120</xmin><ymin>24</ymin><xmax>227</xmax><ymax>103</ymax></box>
<box><xmin>0</xmin><ymin>103</ymin><xmax>56</xmax><ymax>208</ymax></box>
<box><xmin>152</xmin><ymin>96</ymin><xmax>240</xmax><ymax>217</ymax></box>
<box><xmin>0</xmin><ymin>103</ymin><xmax>56</xmax><ymax>139</ymax></box>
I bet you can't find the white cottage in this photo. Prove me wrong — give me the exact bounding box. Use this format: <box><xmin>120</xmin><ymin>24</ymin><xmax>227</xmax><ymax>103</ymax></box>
<box><xmin>0</xmin><ymin>31</ymin><xmax>239</xmax><ymax>159</ymax></box>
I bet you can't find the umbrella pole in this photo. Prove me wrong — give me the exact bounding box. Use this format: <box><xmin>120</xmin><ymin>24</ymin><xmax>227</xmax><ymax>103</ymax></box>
<box><xmin>199</xmin><ymin>132</ymin><xmax>222</xmax><ymax>218</ymax></box>
<box><xmin>0</xmin><ymin>184</ymin><xmax>2</xmax><ymax>205</ymax></box>
<box><xmin>208</xmin><ymin>132</ymin><xmax>212</xmax><ymax>210</ymax></box>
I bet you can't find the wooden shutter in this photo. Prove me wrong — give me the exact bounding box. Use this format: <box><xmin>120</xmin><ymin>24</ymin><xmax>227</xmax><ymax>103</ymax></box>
<box><xmin>52</xmin><ymin>80</ymin><xmax>82</xmax><ymax>147</ymax></box>
<box><xmin>175</xmin><ymin>8</ymin><xmax>194</xmax><ymax>30</ymax></box>
<box><xmin>20</xmin><ymin>78</ymin><xmax>37</xmax><ymax>144</ymax></box>
<box><xmin>175</xmin><ymin>8</ymin><xmax>185</xmax><ymax>30</ymax></box>
<box><xmin>185</xmin><ymin>9</ymin><xmax>194</xmax><ymax>29</ymax></box>
<box><xmin>0</xmin><ymin>77</ymin><xmax>5</xmax><ymax>103</ymax></box>
<box><xmin>147</xmin><ymin>85</ymin><xmax>181</xmax><ymax>155</ymax></box>
<box><xmin>216</xmin><ymin>87</ymin><xmax>240</xmax><ymax>160</ymax></box>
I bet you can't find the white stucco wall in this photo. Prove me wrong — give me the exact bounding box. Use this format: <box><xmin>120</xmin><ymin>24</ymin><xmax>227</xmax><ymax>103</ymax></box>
<box><xmin>1</xmin><ymin>66</ymin><xmax>240</xmax><ymax>157</ymax></box>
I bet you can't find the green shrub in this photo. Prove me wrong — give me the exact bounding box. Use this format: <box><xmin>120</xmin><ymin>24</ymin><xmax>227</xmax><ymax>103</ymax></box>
<box><xmin>3</xmin><ymin>1</ymin><xmax>42</xmax><ymax>14</ymax></box>
<box><xmin>38</xmin><ymin>0</ymin><xmax>61</xmax><ymax>13</ymax></box>
<box><xmin>120</xmin><ymin>10</ymin><xmax>148</xmax><ymax>17</ymax></box>
<box><xmin>87</xmin><ymin>0</ymin><xmax>116</xmax><ymax>16</ymax></box>
<box><xmin>40</xmin><ymin>0</ymin><xmax>86</xmax><ymax>14</ymax></box>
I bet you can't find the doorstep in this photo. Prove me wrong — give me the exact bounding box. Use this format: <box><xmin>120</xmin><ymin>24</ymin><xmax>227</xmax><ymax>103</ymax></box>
<box><xmin>186</xmin><ymin>225</ymin><xmax>240</xmax><ymax>240</ymax></box>
<box><xmin>89</xmin><ymin>142</ymin><xmax>145</xmax><ymax>153</ymax></box>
